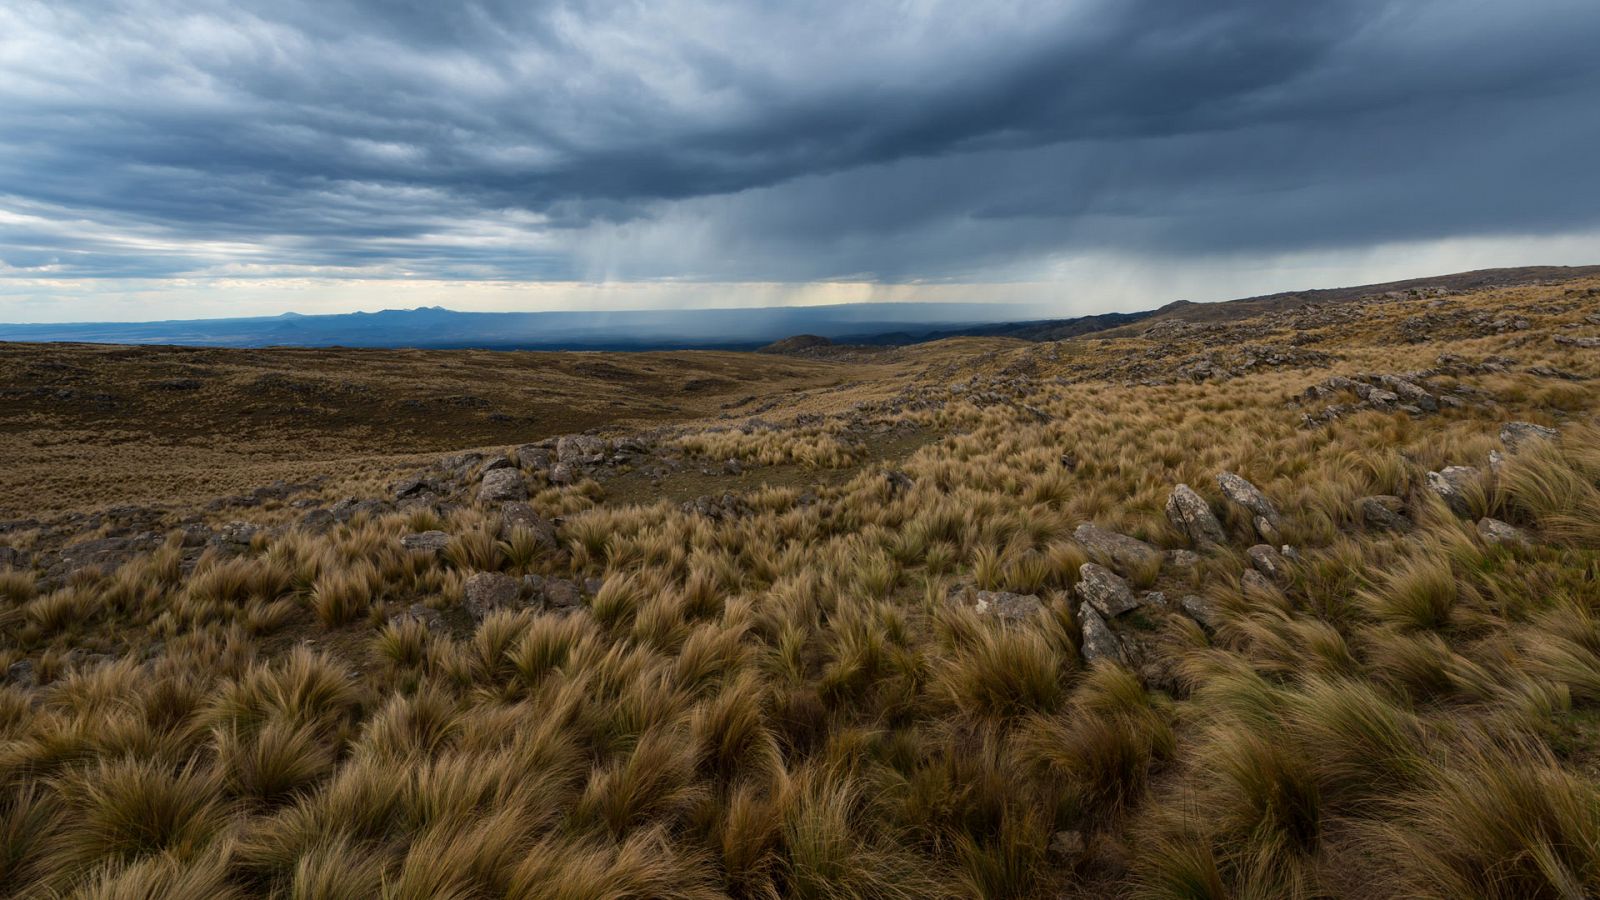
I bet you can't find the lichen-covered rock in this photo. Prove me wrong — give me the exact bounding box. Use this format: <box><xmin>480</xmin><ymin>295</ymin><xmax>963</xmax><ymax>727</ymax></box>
<box><xmin>479</xmin><ymin>468</ymin><xmax>527</xmax><ymax>503</ymax></box>
<box><xmin>1247</xmin><ymin>544</ymin><xmax>1291</xmax><ymax>583</ymax></box>
<box><xmin>1477</xmin><ymin>517</ymin><xmax>1530</xmax><ymax>546</ymax></box>
<box><xmin>970</xmin><ymin>590</ymin><xmax>1043</xmax><ymax>624</ymax></box>
<box><xmin>1073</xmin><ymin>523</ymin><xmax>1162</xmax><ymax>575</ymax></box>
<box><xmin>548</xmin><ymin>463</ymin><xmax>576</xmax><ymax>485</ymax></box>
<box><xmin>400</xmin><ymin>531</ymin><xmax>451</xmax><ymax>554</ymax></box>
<box><xmin>1499</xmin><ymin>421</ymin><xmax>1558</xmax><ymax>452</ymax></box>
<box><xmin>1078</xmin><ymin>606</ymin><xmax>1123</xmax><ymax>666</ymax></box>
<box><xmin>1166</xmin><ymin>484</ymin><xmax>1225</xmax><ymax>547</ymax></box>
<box><xmin>1360</xmin><ymin>495</ymin><xmax>1411</xmax><ymax>532</ymax></box>
<box><xmin>556</xmin><ymin>434</ymin><xmax>609</xmax><ymax>465</ymax></box>
<box><xmin>1216</xmin><ymin>472</ymin><xmax>1282</xmax><ymax>542</ymax></box>
<box><xmin>500</xmin><ymin>502</ymin><xmax>558</xmax><ymax>550</ymax></box>
<box><xmin>1076</xmin><ymin>563</ymin><xmax>1139</xmax><ymax>618</ymax></box>
<box><xmin>1426</xmin><ymin>466</ymin><xmax>1478</xmax><ymax>517</ymax></box>
<box><xmin>1179</xmin><ymin>594</ymin><xmax>1222</xmax><ymax>631</ymax></box>
<box><xmin>462</xmin><ymin>572</ymin><xmax>520</xmax><ymax>621</ymax></box>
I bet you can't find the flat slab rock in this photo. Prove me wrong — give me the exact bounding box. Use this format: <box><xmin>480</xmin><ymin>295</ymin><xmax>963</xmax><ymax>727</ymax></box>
<box><xmin>1073</xmin><ymin>523</ymin><xmax>1162</xmax><ymax>575</ymax></box>
<box><xmin>462</xmin><ymin>572</ymin><xmax>521</xmax><ymax>621</ymax></box>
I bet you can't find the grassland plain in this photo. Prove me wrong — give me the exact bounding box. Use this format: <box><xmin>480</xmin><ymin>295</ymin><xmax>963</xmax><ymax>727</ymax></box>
<box><xmin>1</xmin><ymin>276</ymin><xmax>1599</xmax><ymax>898</ymax></box>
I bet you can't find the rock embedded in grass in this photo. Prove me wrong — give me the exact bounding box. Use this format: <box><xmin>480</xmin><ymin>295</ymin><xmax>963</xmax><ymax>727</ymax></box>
<box><xmin>1166</xmin><ymin>483</ymin><xmax>1225</xmax><ymax>547</ymax></box>
<box><xmin>1360</xmin><ymin>495</ymin><xmax>1412</xmax><ymax>532</ymax></box>
<box><xmin>969</xmin><ymin>589</ymin><xmax>1043</xmax><ymax>624</ymax></box>
<box><xmin>1477</xmin><ymin>517</ymin><xmax>1530</xmax><ymax>546</ymax></box>
<box><xmin>1499</xmin><ymin>421</ymin><xmax>1559</xmax><ymax>452</ymax></box>
<box><xmin>1247</xmin><ymin>544</ymin><xmax>1292</xmax><ymax>583</ymax></box>
<box><xmin>1078</xmin><ymin>605</ymin><xmax>1124</xmax><ymax>666</ymax></box>
<box><xmin>1179</xmin><ymin>594</ymin><xmax>1221</xmax><ymax>631</ymax></box>
<box><xmin>1426</xmin><ymin>466</ymin><xmax>1478</xmax><ymax>517</ymax></box>
<box><xmin>400</xmin><ymin>531</ymin><xmax>451</xmax><ymax>554</ymax></box>
<box><xmin>1073</xmin><ymin>522</ymin><xmax>1162</xmax><ymax>575</ymax></box>
<box><xmin>462</xmin><ymin>571</ymin><xmax>520</xmax><ymax>621</ymax></box>
<box><xmin>478</xmin><ymin>468</ymin><xmax>527</xmax><ymax>502</ymax></box>
<box><xmin>1076</xmin><ymin>563</ymin><xmax>1139</xmax><ymax>618</ymax></box>
<box><xmin>1216</xmin><ymin>472</ymin><xmax>1282</xmax><ymax>542</ymax></box>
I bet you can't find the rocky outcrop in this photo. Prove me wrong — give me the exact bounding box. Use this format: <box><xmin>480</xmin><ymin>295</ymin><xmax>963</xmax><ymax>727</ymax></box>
<box><xmin>500</xmin><ymin>502</ymin><xmax>559</xmax><ymax>550</ymax></box>
<box><xmin>1246</xmin><ymin>544</ymin><xmax>1291</xmax><ymax>583</ymax></box>
<box><xmin>965</xmin><ymin>590</ymin><xmax>1044</xmax><ymax>625</ymax></box>
<box><xmin>1178</xmin><ymin>594</ymin><xmax>1222</xmax><ymax>632</ymax></box>
<box><xmin>556</xmin><ymin>434</ymin><xmax>609</xmax><ymax>465</ymax></box>
<box><xmin>1166</xmin><ymin>484</ymin><xmax>1225</xmax><ymax>547</ymax></box>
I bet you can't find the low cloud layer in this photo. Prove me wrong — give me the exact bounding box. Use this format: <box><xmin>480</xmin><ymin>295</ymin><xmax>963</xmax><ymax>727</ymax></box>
<box><xmin>2</xmin><ymin>0</ymin><xmax>1598</xmax><ymax>317</ymax></box>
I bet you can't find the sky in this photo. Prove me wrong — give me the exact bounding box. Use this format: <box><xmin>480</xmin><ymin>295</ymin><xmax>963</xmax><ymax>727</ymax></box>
<box><xmin>2</xmin><ymin>0</ymin><xmax>1599</xmax><ymax>323</ymax></box>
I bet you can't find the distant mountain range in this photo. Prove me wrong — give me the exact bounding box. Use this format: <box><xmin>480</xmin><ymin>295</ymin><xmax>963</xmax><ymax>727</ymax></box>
<box><xmin>0</xmin><ymin>302</ymin><xmax>1048</xmax><ymax>351</ymax></box>
<box><xmin>3</xmin><ymin>265</ymin><xmax>1596</xmax><ymax>351</ymax></box>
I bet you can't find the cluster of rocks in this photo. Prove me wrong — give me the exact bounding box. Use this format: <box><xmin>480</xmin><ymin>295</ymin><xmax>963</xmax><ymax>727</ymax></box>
<box><xmin>445</xmin><ymin>570</ymin><xmax>594</xmax><ymax>625</ymax></box>
<box><xmin>1172</xmin><ymin>345</ymin><xmax>1336</xmax><ymax>384</ymax></box>
<box><xmin>680</xmin><ymin>492</ymin><xmax>752</xmax><ymax>522</ymax></box>
<box><xmin>1297</xmin><ymin>369</ymin><xmax>1483</xmax><ymax>426</ymax></box>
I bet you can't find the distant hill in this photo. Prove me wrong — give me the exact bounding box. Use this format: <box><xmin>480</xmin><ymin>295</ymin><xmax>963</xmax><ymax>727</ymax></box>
<box><xmin>0</xmin><ymin>302</ymin><xmax>1044</xmax><ymax>351</ymax></box>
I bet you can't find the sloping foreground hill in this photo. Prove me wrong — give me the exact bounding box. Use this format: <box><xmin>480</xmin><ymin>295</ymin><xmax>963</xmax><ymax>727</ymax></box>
<box><xmin>0</xmin><ymin>276</ymin><xmax>1599</xmax><ymax>897</ymax></box>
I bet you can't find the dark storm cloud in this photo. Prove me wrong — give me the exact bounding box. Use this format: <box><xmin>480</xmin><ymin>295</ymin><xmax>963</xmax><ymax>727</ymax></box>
<box><xmin>1</xmin><ymin>0</ymin><xmax>1597</xmax><ymax>283</ymax></box>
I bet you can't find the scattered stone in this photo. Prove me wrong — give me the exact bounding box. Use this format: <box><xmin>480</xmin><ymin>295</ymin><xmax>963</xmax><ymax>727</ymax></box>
<box><xmin>1049</xmin><ymin>830</ymin><xmax>1087</xmax><ymax>865</ymax></box>
<box><xmin>393</xmin><ymin>473</ymin><xmax>436</xmax><ymax>499</ymax></box>
<box><xmin>1216</xmin><ymin>472</ymin><xmax>1282</xmax><ymax>542</ymax></box>
<box><xmin>969</xmin><ymin>590</ymin><xmax>1044</xmax><ymax>624</ymax></box>
<box><xmin>500</xmin><ymin>502</ymin><xmax>559</xmax><ymax>550</ymax></box>
<box><xmin>1477</xmin><ymin>517</ymin><xmax>1530</xmax><ymax>546</ymax></box>
<box><xmin>1426</xmin><ymin>466</ymin><xmax>1478</xmax><ymax>517</ymax></box>
<box><xmin>524</xmin><ymin>574</ymin><xmax>583</xmax><ymax>610</ymax></box>
<box><xmin>1499</xmin><ymin>421</ymin><xmax>1558</xmax><ymax>452</ymax></box>
<box><xmin>1247</xmin><ymin>544</ymin><xmax>1291</xmax><ymax>583</ymax></box>
<box><xmin>400</xmin><ymin>531</ymin><xmax>451</xmax><ymax>554</ymax></box>
<box><xmin>481</xmin><ymin>456</ymin><xmax>515</xmax><ymax>473</ymax></box>
<box><xmin>548</xmin><ymin>463</ymin><xmax>576</xmax><ymax>485</ymax></box>
<box><xmin>1240</xmin><ymin>569</ymin><xmax>1277</xmax><ymax>596</ymax></box>
<box><xmin>556</xmin><ymin>434</ymin><xmax>608</xmax><ymax>465</ymax></box>
<box><xmin>1078</xmin><ymin>606</ymin><xmax>1124</xmax><ymax>666</ymax></box>
<box><xmin>1554</xmin><ymin>335</ymin><xmax>1600</xmax><ymax>348</ymax></box>
<box><xmin>390</xmin><ymin>603</ymin><xmax>448</xmax><ymax>632</ymax></box>
<box><xmin>479</xmin><ymin>468</ymin><xmax>527</xmax><ymax>503</ymax></box>
<box><xmin>1073</xmin><ymin>523</ymin><xmax>1162</xmax><ymax>575</ymax></box>
<box><xmin>884</xmin><ymin>469</ymin><xmax>916</xmax><ymax>495</ymax></box>
<box><xmin>462</xmin><ymin>572</ymin><xmax>520</xmax><ymax>621</ymax></box>
<box><xmin>5</xmin><ymin>659</ymin><xmax>37</xmax><ymax>689</ymax></box>
<box><xmin>1076</xmin><ymin>563</ymin><xmax>1139</xmax><ymax>618</ymax></box>
<box><xmin>1166</xmin><ymin>484</ymin><xmax>1225</xmax><ymax>547</ymax></box>
<box><xmin>1179</xmin><ymin>594</ymin><xmax>1222</xmax><ymax>631</ymax></box>
<box><xmin>1165</xmin><ymin>549</ymin><xmax>1202</xmax><ymax>570</ymax></box>
<box><xmin>515</xmin><ymin>445</ymin><xmax>552</xmax><ymax>469</ymax></box>
<box><xmin>1360</xmin><ymin>495</ymin><xmax>1412</xmax><ymax>532</ymax></box>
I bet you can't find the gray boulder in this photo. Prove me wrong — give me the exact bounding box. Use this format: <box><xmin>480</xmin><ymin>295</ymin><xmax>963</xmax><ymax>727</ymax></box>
<box><xmin>548</xmin><ymin>462</ymin><xmax>576</xmax><ymax>485</ymax></box>
<box><xmin>1499</xmin><ymin>421</ymin><xmax>1558</xmax><ymax>452</ymax></box>
<box><xmin>400</xmin><ymin>531</ymin><xmax>451</xmax><ymax>554</ymax></box>
<box><xmin>1078</xmin><ymin>606</ymin><xmax>1124</xmax><ymax>666</ymax></box>
<box><xmin>500</xmin><ymin>502</ymin><xmax>559</xmax><ymax>550</ymax></box>
<box><xmin>1426</xmin><ymin>466</ymin><xmax>1478</xmax><ymax>517</ymax></box>
<box><xmin>462</xmin><ymin>572</ymin><xmax>520</xmax><ymax>622</ymax></box>
<box><xmin>1360</xmin><ymin>495</ymin><xmax>1412</xmax><ymax>532</ymax></box>
<box><xmin>1246</xmin><ymin>544</ymin><xmax>1291</xmax><ymax>583</ymax></box>
<box><xmin>970</xmin><ymin>590</ymin><xmax>1043</xmax><ymax>624</ymax></box>
<box><xmin>515</xmin><ymin>444</ymin><xmax>553</xmax><ymax>469</ymax></box>
<box><xmin>479</xmin><ymin>468</ymin><xmax>527</xmax><ymax>503</ymax></box>
<box><xmin>390</xmin><ymin>602</ymin><xmax>448</xmax><ymax>632</ymax></box>
<box><xmin>1240</xmin><ymin>569</ymin><xmax>1278</xmax><ymax>596</ymax></box>
<box><xmin>1216</xmin><ymin>472</ymin><xmax>1282</xmax><ymax>542</ymax></box>
<box><xmin>1166</xmin><ymin>484</ymin><xmax>1226</xmax><ymax>547</ymax></box>
<box><xmin>557</xmin><ymin>434</ymin><xmax>609</xmax><ymax>465</ymax></box>
<box><xmin>1074</xmin><ymin>523</ymin><xmax>1162</xmax><ymax>575</ymax></box>
<box><xmin>1178</xmin><ymin>594</ymin><xmax>1222</xmax><ymax>632</ymax></box>
<box><xmin>1477</xmin><ymin>517</ymin><xmax>1530</xmax><ymax>546</ymax></box>
<box><xmin>1076</xmin><ymin>563</ymin><xmax>1139</xmax><ymax>618</ymax></box>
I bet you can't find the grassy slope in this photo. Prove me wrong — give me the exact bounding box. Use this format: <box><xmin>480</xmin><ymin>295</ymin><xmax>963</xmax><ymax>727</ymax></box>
<box><xmin>0</xmin><ymin>277</ymin><xmax>1599</xmax><ymax>897</ymax></box>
